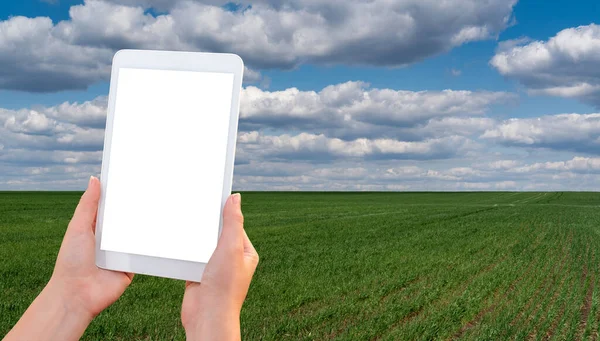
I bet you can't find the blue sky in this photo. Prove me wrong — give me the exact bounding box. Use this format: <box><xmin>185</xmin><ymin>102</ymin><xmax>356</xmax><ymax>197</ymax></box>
<box><xmin>1</xmin><ymin>0</ymin><xmax>600</xmax><ymax>190</ymax></box>
<box><xmin>1</xmin><ymin>0</ymin><xmax>598</xmax><ymax>113</ymax></box>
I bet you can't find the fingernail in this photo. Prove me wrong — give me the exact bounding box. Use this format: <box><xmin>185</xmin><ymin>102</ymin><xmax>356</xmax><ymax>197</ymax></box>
<box><xmin>232</xmin><ymin>193</ymin><xmax>241</xmax><ymax>205</ymax></box>
<box><xmin>88</xmin><ymin>176</ymin><xmax>98</xmax><ymax>189</ymax></box>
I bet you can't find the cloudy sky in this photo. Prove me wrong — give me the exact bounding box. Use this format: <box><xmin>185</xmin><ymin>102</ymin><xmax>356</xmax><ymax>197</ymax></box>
<box><xmin>1</xmin><ymin>0</ymin><xmax>600</xmax><ymax>191</ymax></box>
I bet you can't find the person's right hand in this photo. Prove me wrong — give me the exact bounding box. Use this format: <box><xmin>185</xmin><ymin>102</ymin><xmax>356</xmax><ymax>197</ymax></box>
<box><xmin>181</xmin><ymin>193</ymin><xmax>259</xmax><ymax>341</ymax></box>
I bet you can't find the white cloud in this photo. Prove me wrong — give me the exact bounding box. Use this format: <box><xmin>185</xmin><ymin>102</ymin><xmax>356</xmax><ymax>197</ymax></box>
<box><xmin>0</xmin><ymin>107</ymin><xmax>105</xmax><ymax>151</ymax></box>
<box><xmin>237</xmin><ymin>131</ymin><xmax>478</xmax><ymax>161</ymax></box>
<box><xmin>3</xmin><ymin>0</ymin><xmax>517</xmax><ymax>92</ymax></box>
<box><xmin>491</xmin><ymin>24</ymin><xmax>600</xmax><ymax>105</ymax></box>
<box><xmin>416</xmin><ymin>117</ymin><xmax>496</xmax><ymax>139</ymax></box>
<box><xmin>231</xmin><ymin>155</ymin><xmax>600</xmax><ymax>191</ymax></box>
<box><xmin>510</xmin><ymin>156</ymin><xmax>600</xmax><ymax>174</ymax></box>
<box><xmin>0</xmin><ymin>82</ymin><xmax>505</xmax><ymax>167</ymax></box>
<box><xmin>5</xmin><ymin>80</ymin><xmax>600</xmax><ymax>191</ymax></box>
<box><xmin>481</xmin><ymin>113</ymin><xmax>600</xmax><ymax>153</ymax></box>
<box><xmin>240</xmin><ymin>82</ymin><xmax>513</xmax><ymax>136</ymax></box>
<box><xmin>0</xmin><ymin>149</ymin><xmax>103</xmax><ymax>166</ymax></box>
<box><xmin>0</xmin><ymin>16</ymin><xmax>112</xmax><ymax>91</ymax></box>
<box><xmin>450</xmin><ymin>68</ymin><xmax>462</xmax><ymax>76</ymax></box>
<box><xmin>479</xmin><ymin>159</ymin><xmax>521</xmax><ymax>170</ymax></box>
<box><xmin>0</xmin><ymin>7</ymin><xmax>261</xmax><ymax>92</ymax></box>
<box><xmin>0</xmin><ymin>87</ymin><xmax>490</xmax><ymax>190</ymax></box>
<box><xmin>243</xmin><ymin>67</ymin><xmax>263</xmax><ymax>83</ymax></box>
<box><xmin>0</xmin><ymin>161</ymin><xmax>102</xmax><ymax>190</ymax></box>
<box><xmin>44</xmin><ymin>96</ymin><xmax>109</xmax><ymax>128</ymax></box>
<box><xmin>3</xmin><ymin>106</ymin><xmax>600</xmax><ymax>191</ymax></box>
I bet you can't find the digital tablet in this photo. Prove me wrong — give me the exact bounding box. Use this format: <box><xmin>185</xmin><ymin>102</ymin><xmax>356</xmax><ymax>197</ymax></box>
<box><xmin>95</xmin><ymin>49</ymin><xmax>244</xmax><ymax>282</ymax></box>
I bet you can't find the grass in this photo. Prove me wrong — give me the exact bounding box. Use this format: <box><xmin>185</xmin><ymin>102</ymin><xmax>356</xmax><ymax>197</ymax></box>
<box><xmin>1</xmin><ymin>191</ymin><xmax>600</xmax><ymax>340</ymax></box>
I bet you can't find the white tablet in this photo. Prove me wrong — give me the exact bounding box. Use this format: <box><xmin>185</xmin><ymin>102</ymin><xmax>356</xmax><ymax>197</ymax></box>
<box><xmin>95</xmin><ymin>49</ymin><xmax>244</xmax><ymax>282</ymax></box>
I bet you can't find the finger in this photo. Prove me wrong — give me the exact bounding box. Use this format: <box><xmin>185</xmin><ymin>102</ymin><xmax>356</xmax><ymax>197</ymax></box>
<box><xmin>242</xmin><ymin>229</ymin><xmax>258</xmax><ymax>260</ymax></box>
<box><xmin>69</xmin><ymin>176</ymin><xmax>101</xmax><ymax>233</ymax></box>
<box><xmin>185</xmin><ymin>280</ymin><xmax>199</xmax><ymax>289</ymax></box>
<box><xmin>125</xmin><ymin>272</ymin><xmax>135</xmax><ymax>282</ymax></box>
<box><xmin>242</xmin><ymin>229</ymin><xmax>259</xmax><ymax>270</ymax></box>
<box><xmin>217</xmin><ymin>193</ymin><xmax>244</xmax><ymax>252</ymax></box>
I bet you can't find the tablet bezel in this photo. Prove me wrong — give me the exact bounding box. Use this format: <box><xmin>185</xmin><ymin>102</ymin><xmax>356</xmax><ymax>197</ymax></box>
<box><xmin>95</xmin><ymin>49</ymin><xmax>244</xmax><ymax>282</ymax></box>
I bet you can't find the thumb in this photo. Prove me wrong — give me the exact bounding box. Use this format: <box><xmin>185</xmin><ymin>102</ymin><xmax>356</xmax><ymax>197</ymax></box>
<box><xmin>69</xmin><ymin>176</ymin><xmax>101</xmax><ymax>233</ymax></box>
<box><xmin>217</xmin><ymin>193</ymin><xmax>244</xmax><ymax>252</ymax></box>
<box><xmin>242</xmin><ymin>228</ymin><xmax>259</xmax><ymax>268</ymax></box>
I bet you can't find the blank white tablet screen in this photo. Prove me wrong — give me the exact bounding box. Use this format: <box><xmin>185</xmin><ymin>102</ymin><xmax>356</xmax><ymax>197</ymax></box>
<box><xmin>100</xmin><ymin>67</ymin><xmax>234</xmax><ymax>263</ymax></box>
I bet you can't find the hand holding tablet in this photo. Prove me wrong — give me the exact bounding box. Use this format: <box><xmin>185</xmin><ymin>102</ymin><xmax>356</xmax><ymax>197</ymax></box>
<box><xmin>95</xmin><ymin>49</ymin><xmax>245</xmax><ymax>282</ymax></box>
<box><xmin>4</xmin><ymin>50</ymin><xmax>259</xmax><ymax>340</ymax></box>
<box><xmin>4</xmin><ymin>175</ymin><xmax>258</xmax><ymax>340</ymax></box>
<box><xmin>182</xmin><ymin>192</ymin><xmax>260</xmax><ymax>340</ymax></box>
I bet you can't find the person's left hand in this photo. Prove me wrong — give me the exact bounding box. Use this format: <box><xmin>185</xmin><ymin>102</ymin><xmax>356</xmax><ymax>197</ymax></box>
<box><xmin>49</xmin><ymin>176</ymin><xmax>134</xmax><ymax>319</ymax></box>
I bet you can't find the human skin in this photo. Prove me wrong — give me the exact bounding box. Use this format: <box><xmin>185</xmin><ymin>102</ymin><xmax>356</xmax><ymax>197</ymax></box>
<box><xmin>4</xmin><ymin>176</ymin><xmax>258</xmax><ymax>341</ymax></box>
<box><xmin>182</xmin><ymin>192</ymin><xmax>259</xmax><ymax>340</ymax></box>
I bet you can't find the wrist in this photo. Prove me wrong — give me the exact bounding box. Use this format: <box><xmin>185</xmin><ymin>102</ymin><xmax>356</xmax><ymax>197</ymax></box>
<box><xmin>4</xmin><ymin>279</ymin><xmax>95</xmax><ymax>341</ymax></box>
<box><xmin>45</xmin><ymin>277</ymin><xmax>96</xmax><ymax>324</ymax></box>
<box><xmin>184</xmin><ymin>307</ymin><xmax>241</xmax><ymax>341</ymax></box>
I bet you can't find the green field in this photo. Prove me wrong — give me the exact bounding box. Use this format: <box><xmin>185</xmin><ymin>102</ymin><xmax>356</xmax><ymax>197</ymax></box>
<box><xmin>2</xmin><ymin>191</ymin><xmax>600</xmax><ymax>340</ymax></box>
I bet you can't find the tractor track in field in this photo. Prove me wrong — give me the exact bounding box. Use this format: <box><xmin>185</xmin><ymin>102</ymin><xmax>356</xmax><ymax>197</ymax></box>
<box><xmin>554</xmin><ymin>237</ymin><xmax>590</xmax><ymax>340</ymax></box>
<box><xmin>448</xmin><ymin>256</ymin><xmax>537</xmax><ymax>340</ymax></box>
<box><xmin>592</xmin><ymin>279</ymin><xmax>599</xmax><ymax>341</ymax></box>
<box><xmin>593</xmin><ymin>261</ymin><xmax>600</xmax><ymax>341</ymax></box>
<box><xmin>306</xmin><ymin>247</ymin><xmax>485</xmax><ymax>338</ymax></box>
<box><xmin>377</xmin><ymin>276</ymin><xmax>425</xmax><ymax>304</ymax></box>
<box><xmin>306</xmin><ymin>207</ymin><xmax>507</xmax><ymax>339</ymax></box>
<box><xmin>369</xmin><ymin>252</ymin><xmax>513</xmax><ymax>341</ymax></box>
<box><xmin>323</xmin><ymin>276</ymin><xmax>427</xmax><ymax>340</ymax></box>
<box><xmin>370</xmin><ymin>228</ymin><xmax>541</xmax><ymax>341</ymax></box>
<box><xmin>442</xmin><ymin>220</ymin><xmax>546</xmax><ymax>340</ymax></box>
<box><xmin>527</xmin><ymin>224</ymin><xmax>588</xmax><ymax>340</ymax></box>
<box><xmin>530</xmin><ymin>263</ymin><xmax>570</xmax><ymax>340</ymax></box>
<box><xmin>288</xmin><ymin>205</ymin><xmax>583</xmax><ymax>341</ymax></box>
<box><xmin>448</xmin><ymin>252</ymin><xmax>541</xmax><ymax>340</ymax></box>
<box><xmin>429</xmin><ymin>207</ymin><xmax>499</xmax><ymax>224</ymax></box>
<box><xmin>325</xmin><ymin>246</ymin><xmax>492</xmax><ymax>339</ymax></box>
<box><xmin>497</xmin><ymin>228</ymin><xmax>572</xmax><ymax>340</ymax></box>
<box><xmin>446</xmin><ymin>221</ymin><xmax>544</xmax><ymax>340</ymax></box>
<box><xmin>288</xmin><ymin>298</ymin><xmax>323</xmax><ymax>318</ymax></box>
<box><xmin>270</xmin><ymin>204</ymin><xmax>501</xmax><ymax>234</ymax></box>
<box><xmin>542</xmin><ymin>285</ymin><xmax>570</xmax><ymax>341</ymax></box>
<box><xmin>576</xmin><ymin>243</ymin><xmax>595</xmax><ymax>340</ymax></box>
<box><xmin>540</xmin><ymin>229</ymin><xmax>578</xmax><ymax>341</ymax></box>
<box><xmin>528</xmin><ymin>236</ymin><xmax>577</xmax><ymax>340</ymax></box>
<box><xmin>487</xmin><ymin>249</ymin><xmax>558</xmax><ymax>341</ymax></box>
<box><xmin>306</xmin><ymin>233</ymin><xmax>499</xmax><ymax>339</ymax></box>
